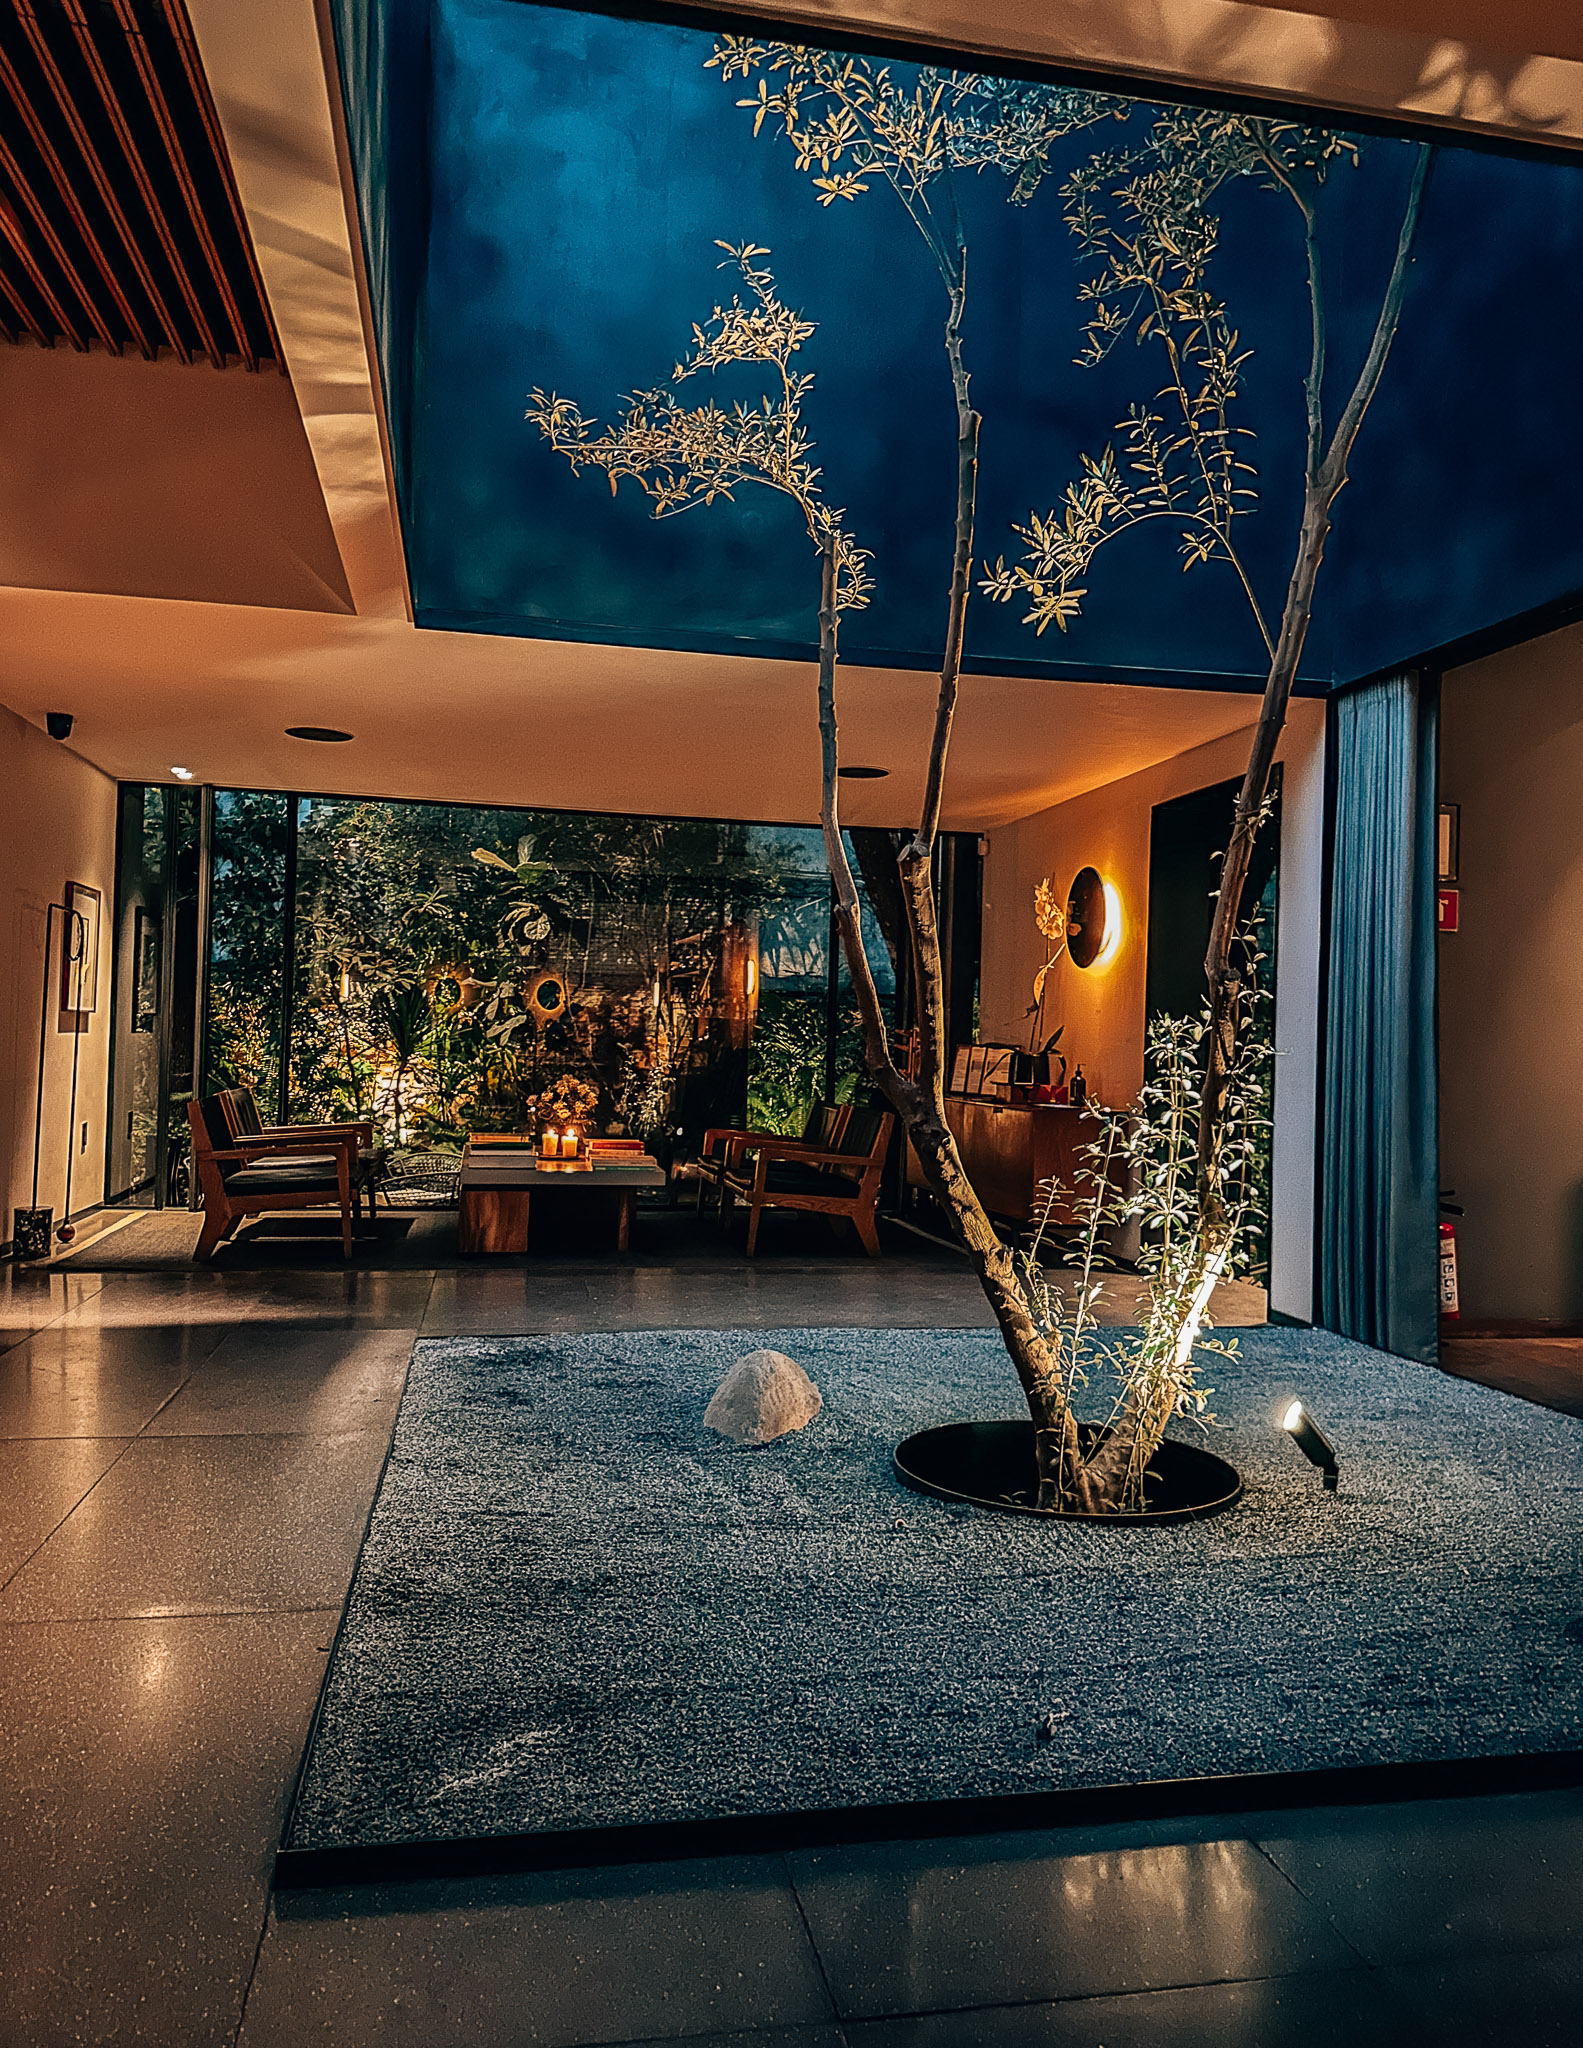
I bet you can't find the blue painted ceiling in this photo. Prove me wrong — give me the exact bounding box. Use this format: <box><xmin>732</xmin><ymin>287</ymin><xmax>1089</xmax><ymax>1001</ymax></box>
<box><xmin>331</xmin><ymin>0</ymin><xmax>1583</xmax><ymax>691</ymax></box>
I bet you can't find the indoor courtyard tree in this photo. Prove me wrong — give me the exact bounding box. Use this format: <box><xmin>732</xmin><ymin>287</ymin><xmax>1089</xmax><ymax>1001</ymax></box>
<box><xmin>530</xmin><ymin>66</ymin><xmax>1433</xmax><ymax>1509</ymax></box>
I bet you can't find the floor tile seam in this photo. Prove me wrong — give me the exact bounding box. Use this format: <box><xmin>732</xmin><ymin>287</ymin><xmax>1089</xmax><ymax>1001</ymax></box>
<box><xmin>0</xmin><ymin>1424</ymin><xmax>149</xmax><ymax>1598</ymax></box>
<box><xmin>823</xmin><ymin>1959</ymin><xmax>1399</xmax><ymax>2026</ymax></box>
<box><xmin>231</xmin><ymin>1872</ymin><xmax>279</xmax><ymax>2048</ymax></box>
<box><xmin>781</xmin><ymin>1849</ymin><xmax>855</xmax><ymax>2046</ymax></box>
<box><xmin>1243</xmin><ymin>1836</ymin><xmax>1378</xmax><ymax>1969</ymax></box>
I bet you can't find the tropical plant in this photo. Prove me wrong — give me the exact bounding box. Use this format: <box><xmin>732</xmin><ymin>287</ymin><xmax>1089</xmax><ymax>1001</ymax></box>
<box><xmin>369</xmin><ymin>982</ymin><xmax>433</xmax><ymax>1146</ymax></box>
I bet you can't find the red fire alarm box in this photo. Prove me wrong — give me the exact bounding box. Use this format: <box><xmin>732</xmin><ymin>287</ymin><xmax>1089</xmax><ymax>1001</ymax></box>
<box><xmin>1437</xmin><ymin>888</ymin><xmax>1460</xmax><ymax>932</ymax></box>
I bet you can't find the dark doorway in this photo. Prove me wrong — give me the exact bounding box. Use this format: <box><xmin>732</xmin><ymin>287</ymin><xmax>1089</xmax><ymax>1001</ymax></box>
<box><xmin>1146</xmin><ymin>771</ymin><xmax>1281</xmax><ymax>1027</ymax></box>
<box><xmin>1146</xmin><ymin>771</ymin><xmax>1281</xmax><ymax>1278</ymax></box>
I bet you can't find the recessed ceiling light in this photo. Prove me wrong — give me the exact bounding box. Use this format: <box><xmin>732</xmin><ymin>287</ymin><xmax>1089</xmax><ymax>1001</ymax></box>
<box><xmin>170</xmin><ymin>766</ymin><xmax>194</xmax><ymax>780</ymax></box>
<box><xmin>838</xmin><ymin>765</ymin><xmax>888</xmax><ymax>779</ymax></box>
<box><xmin>285</xmin><ymin>726</ymin><xmax>354</xmax><ymax>742</ymax></box>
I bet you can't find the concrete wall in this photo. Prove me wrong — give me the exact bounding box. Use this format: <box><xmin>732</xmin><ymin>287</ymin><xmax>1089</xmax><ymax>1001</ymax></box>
<box><xmin>0</xmin><ymin>343</ymin><xmax>351</xmax><ymax>614</ymax></box>
<box><xmin>0</xmin><ymin>708</ymin><xmax>119</xmax><ymax>1247</ymax></box>
<box><xmin>980</xmin><ymin>698</ymin><xmax>1327</xmax><ymax>1318</ymax></box>
<box><xmin>1439</xmin><ymin>621</ymin><xmax>1583</xmax><ymax>1324</ymax></box>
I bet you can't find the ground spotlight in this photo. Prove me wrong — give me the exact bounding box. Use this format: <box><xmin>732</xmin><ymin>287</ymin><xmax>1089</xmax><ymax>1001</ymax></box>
<box><xmin>1282</xmin><ymin>1400</ymin><xmax>1339</xmax><ymax>1490</ymax></box>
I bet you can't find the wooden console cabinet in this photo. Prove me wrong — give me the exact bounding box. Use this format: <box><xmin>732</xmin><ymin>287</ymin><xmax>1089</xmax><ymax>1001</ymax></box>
<box><xmin>905</xmin><ymin>1096</ymin><xmax>1098</xmax><ymax>1226</ymax></box>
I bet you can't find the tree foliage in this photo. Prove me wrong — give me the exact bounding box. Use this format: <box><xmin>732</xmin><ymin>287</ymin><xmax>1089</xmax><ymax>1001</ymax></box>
<box><xmin>529</xmin><ymin>244</ymin><xmax>871</xmax><ymax>611</ymax></box>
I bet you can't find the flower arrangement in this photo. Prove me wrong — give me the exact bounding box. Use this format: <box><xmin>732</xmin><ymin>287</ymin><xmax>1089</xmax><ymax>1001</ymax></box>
<box><xmin>535</xmin><ymin>1076</ymin><xmax>599</xmax><ymax>1135</ymax></box>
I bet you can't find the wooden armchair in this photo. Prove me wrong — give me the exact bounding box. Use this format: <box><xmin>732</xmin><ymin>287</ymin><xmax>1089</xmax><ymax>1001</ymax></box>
<box><xmin>696</xmin><ymin>1103</ymin><xmax>848</xmax><ymax>1218</ymax></box>
<box><xmin>722</xmin><ymin>1106</ymin><xmax>894</xmax><ymax>1256</ymax></box>
<box><xmin>217</xmin><ymin>1087</ymin><xmax>382</xmax><ymax>1221</ymax></box>
<box><xmin>188</xmin><ymin>1096</ymin><xmax>361</xmax><ymax>1261</ymax></box>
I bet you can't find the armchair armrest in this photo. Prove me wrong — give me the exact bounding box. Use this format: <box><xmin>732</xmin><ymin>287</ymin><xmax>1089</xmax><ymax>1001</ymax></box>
<box><xmin>734</xmin><ymin>1137</ymin><xmax>852</xmax><ymax>1167</ymax></box>
<box><xmin>253</xmin><ymin>1120</ymin><xmax>376</xmax><ymax>1148</ymax></box>
<box><xmin>204</xmin><ymin>1134</ymin><xmax>359</xmax><ymax>1165</ymax></box>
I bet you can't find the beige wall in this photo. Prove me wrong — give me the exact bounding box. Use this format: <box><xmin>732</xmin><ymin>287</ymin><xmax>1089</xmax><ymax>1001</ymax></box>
<box><xmin>1439</xmin><ymin>621</ymin><xmax>1583</xmax><ymax>1324</ymax></box>
<box><xmin>0</xmin><ymin>708</ymin><xmax>119</xmax><ymax>1246</ymax></box>
<box><xmin>980</xmin><ymin>697</ymin><xmax>1326</xmax><ymax>1316</ymax></box>
<box><xmin>0</xmin><ymin>344</ymin><xmax>352</xmax><ymax>616</ymax></box>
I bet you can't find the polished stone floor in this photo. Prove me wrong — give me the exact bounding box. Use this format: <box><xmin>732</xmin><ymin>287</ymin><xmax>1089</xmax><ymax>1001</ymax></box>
<box><xmin>3</xmin><ymin>1245</ymin><xmax>1581</xmax><ymax>2047</ymax></box>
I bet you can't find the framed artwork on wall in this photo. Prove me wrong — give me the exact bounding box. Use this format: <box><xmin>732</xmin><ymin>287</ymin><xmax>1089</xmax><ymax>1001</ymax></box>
<box><xmin>58</xmin><ymin>880</ymin><xmax>101</xmax><ymax>1033</ymax></box>
<box><xmin>133</xmin><ymin>907</ymin><xmax>161</xmax><ymax>1033</ymax></box>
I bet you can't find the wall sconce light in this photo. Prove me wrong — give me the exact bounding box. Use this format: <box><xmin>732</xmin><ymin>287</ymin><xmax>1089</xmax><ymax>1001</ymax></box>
<box><xmin>1283</xmin><ymin>1400</ymin><xmax>1339</xmax><ymax>1490</ymax></box>
<box><xmin>1067</xmin><ymin>867</ymin><xmax>1121</xmax><ymax>970</ymax></box>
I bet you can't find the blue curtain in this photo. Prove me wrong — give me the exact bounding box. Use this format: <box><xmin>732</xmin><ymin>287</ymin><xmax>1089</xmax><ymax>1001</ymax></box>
<box><xmin>1320</xmin><ymin>670</ymin><xmax>1440</xmax><ymax>1362</ymax></box>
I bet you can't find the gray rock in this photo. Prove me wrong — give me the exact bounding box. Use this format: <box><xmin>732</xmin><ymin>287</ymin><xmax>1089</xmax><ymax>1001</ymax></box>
<box><xmin>704</xmin><ymin>1348</ymin><xmax>822</xmax><ymax>1446</ymax></box>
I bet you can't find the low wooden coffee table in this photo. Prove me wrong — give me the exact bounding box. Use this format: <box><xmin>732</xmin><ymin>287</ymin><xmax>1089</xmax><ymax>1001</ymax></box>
<box><xmin>456</xmin><ymin>1143</ymin><xmax>667</xmax><ymax>1254</ymax></box>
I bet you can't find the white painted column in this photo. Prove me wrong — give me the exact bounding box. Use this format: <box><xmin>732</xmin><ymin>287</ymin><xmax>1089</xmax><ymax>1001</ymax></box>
<box><xmin>1269</xmin><ymin>712</ymin><xmax>1326</xmax><ymax>1322</ymax></box>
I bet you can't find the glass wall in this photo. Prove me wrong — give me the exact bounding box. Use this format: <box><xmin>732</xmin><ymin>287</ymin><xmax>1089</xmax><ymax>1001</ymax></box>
<box><xmin>201</xmin><ymin>795</ymin><xmax>906</xmax><ymax>1165</ymax></box>
<box><xmin>105</xmin><ymin>783</ymin><xmax>205</xmax><ymax>1205</ymax></box>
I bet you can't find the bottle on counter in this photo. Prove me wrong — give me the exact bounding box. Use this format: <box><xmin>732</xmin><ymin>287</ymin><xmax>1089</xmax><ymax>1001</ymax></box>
<box><xmin>1070</xmin><ymin>1064</ymin><xmax>1086</xmax><ymax>1108</ymax></box>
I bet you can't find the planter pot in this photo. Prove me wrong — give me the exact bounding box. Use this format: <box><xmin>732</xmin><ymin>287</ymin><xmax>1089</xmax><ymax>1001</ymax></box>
<box><xmin>893</xmin><ymin>1419</ymin><xmax>1242</xmax><ymax>1524</ymax></box>
<box><xmin>11</xmin><ymin>1207</ymin><xmax>53</xmax><ymax>1261</ymax></box>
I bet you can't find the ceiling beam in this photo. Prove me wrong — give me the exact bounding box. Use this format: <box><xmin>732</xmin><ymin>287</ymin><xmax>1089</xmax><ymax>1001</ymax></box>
<box><xmin>692</xmin><ymin>0</ymin><xmax>1583</xmax><ymax>152</ymax></box>
<box><xmin>181</xmin><ymin>0</ymin><xmax>409</xmax><ymax>620</ymax></box>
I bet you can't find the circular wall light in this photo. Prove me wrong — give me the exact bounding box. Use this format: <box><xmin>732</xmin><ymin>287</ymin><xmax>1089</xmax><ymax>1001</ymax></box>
<box><xmin>285</xmin><ymin>726</ymin><xmax>354</xmax><ymax>742</ymax></box>
<box><xmin>1066</xmin><ymin>866</ymin><xmax>1108</xmax><ymax>968</ymax></box>
<box><xmin>837</xmin><ymin>765</ymin><xmax>889</xmax><ymax>779</ymax></box>
<box><xmin>528</xmin><ymin>973</ymin><xmax>567</xmax><ymax>1028</ymax></box>
<box><xmin>1095</xmin><ymin>881</ymin><xmax>1123</xmax><ymax>969</ymax></box>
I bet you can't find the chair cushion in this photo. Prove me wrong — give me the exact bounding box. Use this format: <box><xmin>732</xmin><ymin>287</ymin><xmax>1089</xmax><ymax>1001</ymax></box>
<box><xmin>223</xmin><ymin>1157</ymin><xmax>343</xmax><ymax>1194</ymax></box>
<box><xmin>733</xmin><ymin>1162</ymin><xmax>858</xmax><ymax>1200</ymax></box>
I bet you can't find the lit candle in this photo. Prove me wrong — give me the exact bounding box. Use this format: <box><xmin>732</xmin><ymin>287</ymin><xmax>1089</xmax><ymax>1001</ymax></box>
<box><xmin>542</xmin><ymin>1129</ymin><xmax>560</xmax><ymax>1159</ymax></box>
<box><xmin>562</xmin><ymin>1128</ymin><xmax>576</xmax><ymax>1159</ymax></box>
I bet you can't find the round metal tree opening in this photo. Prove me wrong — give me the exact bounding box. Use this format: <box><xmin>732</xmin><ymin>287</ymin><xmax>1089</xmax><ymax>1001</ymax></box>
<box><xmin>893</xmin><ymin>1420</ymin><xmax>1243</xmax><ymax>1523</ymax></box>
<box><xmin>1066</xmin><ymin>866</ymin><xmax>1107</xmax><ymax>967</ymax></box>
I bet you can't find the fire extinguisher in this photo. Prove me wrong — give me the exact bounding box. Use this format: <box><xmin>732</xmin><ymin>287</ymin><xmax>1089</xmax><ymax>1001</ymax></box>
<box><xmin>1438</xmin><ymin>1190</ymin><xmax>1463</xmax><ymax>1322</ymax></box>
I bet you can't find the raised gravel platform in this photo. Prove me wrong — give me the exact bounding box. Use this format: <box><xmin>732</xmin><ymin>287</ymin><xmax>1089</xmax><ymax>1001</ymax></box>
<box><xmin>282</xmin><ymin>1324</ymin><xmax>1583</xmax><ymax>1869</ymax></box>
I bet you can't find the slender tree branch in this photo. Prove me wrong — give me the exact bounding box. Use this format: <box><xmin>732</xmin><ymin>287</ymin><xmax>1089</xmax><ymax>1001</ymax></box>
<box><xmin>911</xmin><ymin>267</ymin><xmax>981</xmax><ymax>861</ymax></box>
<box><xmin>815</xmin><ymin>537</ymin><xmax>903</xmax><ymax>1090</ymax></box>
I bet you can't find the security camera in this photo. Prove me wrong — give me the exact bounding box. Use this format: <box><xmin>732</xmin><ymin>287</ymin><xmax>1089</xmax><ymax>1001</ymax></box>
<box><xmin>46</xmin><ymin>712</ymin><xmax>74</xmax><ymax>741</ymax></box>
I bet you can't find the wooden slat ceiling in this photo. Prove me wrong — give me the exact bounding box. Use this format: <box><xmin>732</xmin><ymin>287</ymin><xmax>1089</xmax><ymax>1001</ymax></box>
<box><xmin>0</xmin><ymin>0</ymin><xmax>281</xmax><ymax>369</ymax></box>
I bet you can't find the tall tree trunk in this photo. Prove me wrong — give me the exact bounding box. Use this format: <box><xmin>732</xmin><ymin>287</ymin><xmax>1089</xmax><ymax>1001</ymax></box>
<box><xmin>813</xmin><ymin>544</ymin><xmax>1088</xmax><ymax>1505</ymax></box>
<box><xmin>809</xmin><ymin>258</ymin><xmax>1102</xmax><ymax>1506</ymax></box>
